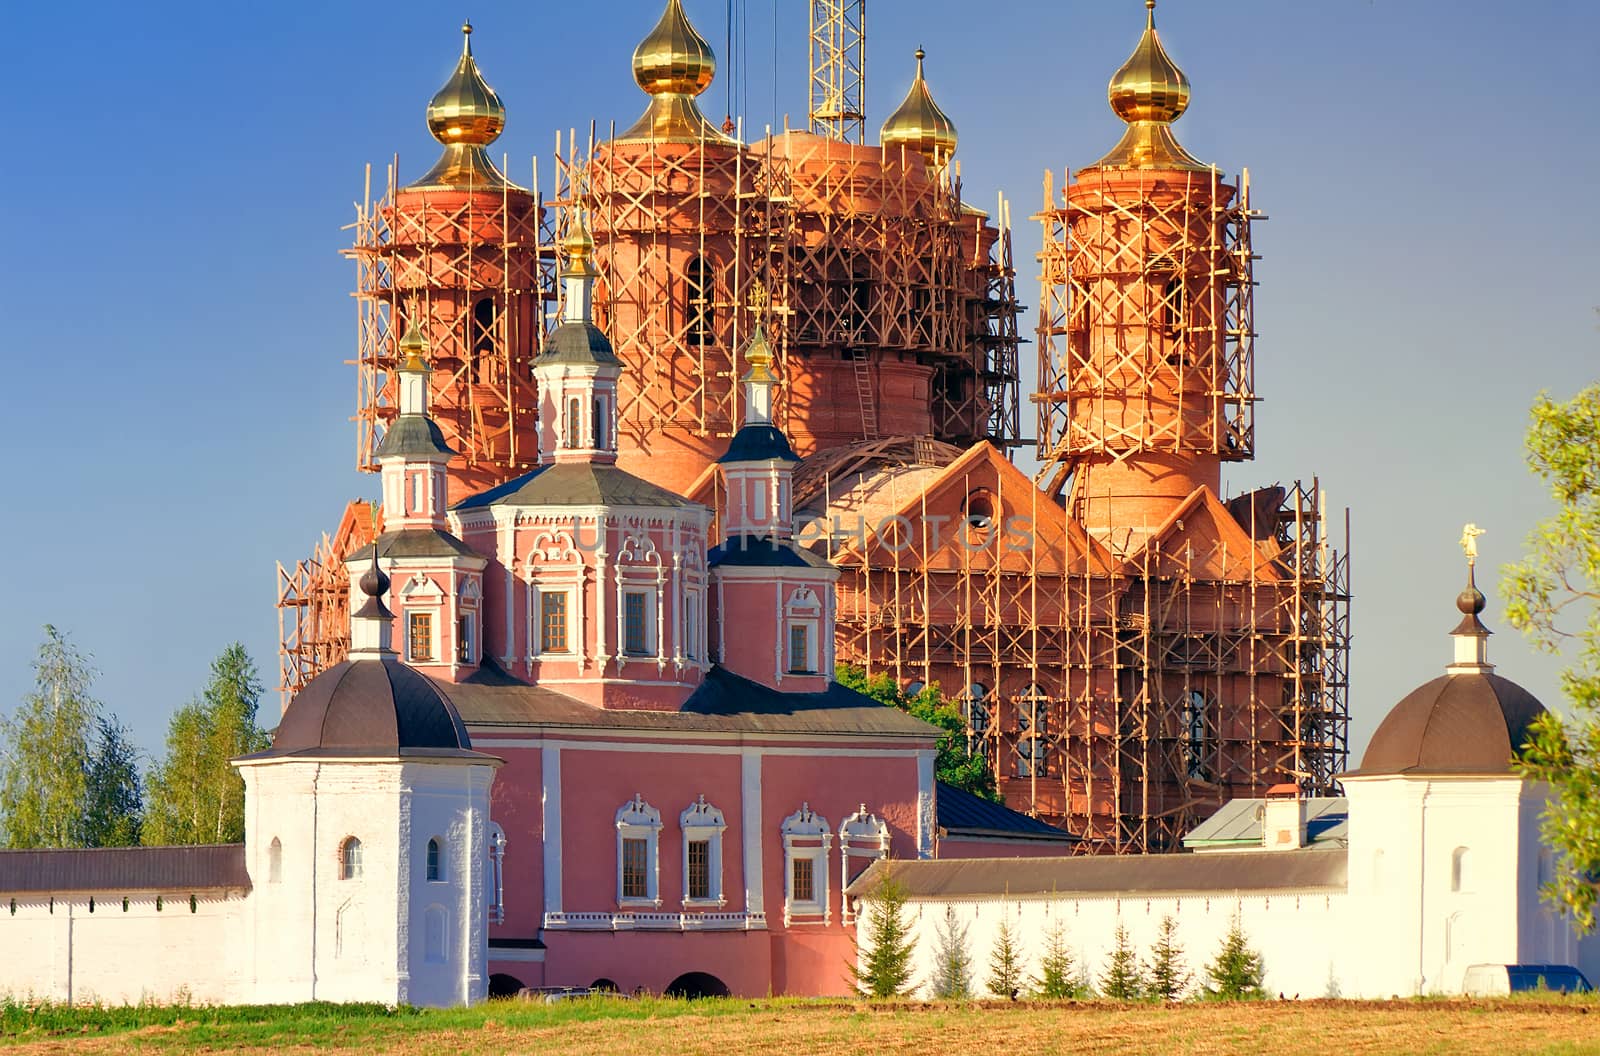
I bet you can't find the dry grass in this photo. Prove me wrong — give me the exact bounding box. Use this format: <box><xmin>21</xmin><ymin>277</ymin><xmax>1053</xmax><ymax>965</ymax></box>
<box><xmin>6</xmin><ymin>998</ymin><xmax>1600</xmax><ymax>1056</ymax></box>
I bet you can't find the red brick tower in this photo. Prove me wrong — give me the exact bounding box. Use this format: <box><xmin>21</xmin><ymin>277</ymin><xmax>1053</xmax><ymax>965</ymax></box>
<box><xmin>1035</xmin><ymin>0</ymin><xmax>1257</xmax><ymax>554</ymax></box>
<box><xmin>350</xmin><ymin>22</ymin><xmax>548</xmax><ymax>506</ymax></box>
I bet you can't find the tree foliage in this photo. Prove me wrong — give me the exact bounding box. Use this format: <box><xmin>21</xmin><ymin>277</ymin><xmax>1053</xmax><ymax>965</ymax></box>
<box><xmin>1502</xmin><ymin>382</ymin><xmax>1600</xmax><ymax>933</ymax></box>
<box><xmin>929</xmin><ymin>906</ymin><xmax>974</xmax><ymax>999</ymax></box>
<box><xmin>1099</xmin><ymin>922</ymin><xmax>1145</xmax><ymax>1001</ymax></box>
<box><xmin>986</xmin><ymin>912</ymin><xmax>1025</xmax><ymax>998</ymax></box>
<box><xmin>852</xmin><ymin>875</ymin><xmax>917</xmax><ymax>997</ymax></box>
<box><xmin>0</xmin><ymin>626</ymin><xmax>142</xmax><ymax>848</ymax></box>
<box><xmin>144</xmin><ymin>644</ymin><xmax>271</xmax><ymax>846</ymax></box>
<box><xmin>1031</xmin><ymin>916</ymin><xmax>1079</xmax><ymax>998</ymax></box>
<box><xmin>1204</xmin><ymin>913</ymin><xmax>1266</xmax><ymax>1000</ymax></box>
<box><xmin>1145</xmin><ymin>915</ymin><xmax>1191</xmax><ymax>1001</ymax></box>
<box><xmin>836</xmin><ymin>664</ymin><xmax>998</xmax><ymax>800</ymax></box>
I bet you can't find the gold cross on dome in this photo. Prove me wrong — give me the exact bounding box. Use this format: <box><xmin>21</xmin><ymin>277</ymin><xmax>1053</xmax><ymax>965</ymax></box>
<box><xmin>747</xmin><ymin>280</ymin><xmax>769</xmax><ymax>313</ymax></box>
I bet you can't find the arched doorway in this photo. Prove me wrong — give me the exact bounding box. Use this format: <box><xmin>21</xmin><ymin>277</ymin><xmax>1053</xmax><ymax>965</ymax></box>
<box><xmin>487</xmin><ymin>973</ymin><xmax>525</xmax><ymax>998</ymax></box>
<box><xmin>590</xmin><ymin>978</ymin><xmax>620</xmax><ymax>993</ymax></box>
<box><xmin>665</xmin><ymin>971</ymin><xmax>730</xmax><ymax>999</ymax></box>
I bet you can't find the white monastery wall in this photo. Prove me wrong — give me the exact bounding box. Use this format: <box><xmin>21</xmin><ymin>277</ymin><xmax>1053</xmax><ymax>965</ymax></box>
<box><xmin>899</xmin><ymin>889</ymin><xmax>1350</xmax><ymax>1000</ymax></box>
<box><xmin>0</xmin><ymin>892</ymin><xmax>245</xmax><ymax>1005</ymax></box>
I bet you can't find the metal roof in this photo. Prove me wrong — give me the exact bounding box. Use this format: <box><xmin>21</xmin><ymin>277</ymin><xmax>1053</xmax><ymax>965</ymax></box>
<box><xmin>717</xmin><ymin>424</ymin><xmax>800</xmax><ymax>464</ymax></box>
<box><xmin>847</xmin><ymin>847</ymin><xmax>1348</xmax><ymax>900</ymax></box>
<box><xmin>374</xmin><ymin>414</ymin><xmax>453</xmax><ymax>461</ymax></box>
<box><xmin>1182</xmin><ymin>797</ymin><xmax>1349</xmax><ymax>849</ymax></box>
<box><xmin>450</xmin><ymin>662</ymin><xmax>936</xmax><ymax>740</ymax></box>
<box><xmin>348</xmin><ymin>527</ymin><xmax>478</xmax><ymax>562</ymax></box>
<box><xmin>1353</xmin><ymin>671</ymin><xmax>1545</xmax><ymax>777</ymax></box>
<box><xmin>936</xmin><ymin>781</ymin><xmax>1076</xmax><ymax>843</ymax></box>
<box><xmin>482</xmin><ymin>462</ymin><xmax>693</xmax><ymax>509</ymax></box>
<box><xmin>0</xmin><ymin>845</ymin><xmax>250</xmax><ymax>895</ymax></box>
<box><xmin>708</xmin><ymin>535</ymin><xmax>833</xmax><ymax>569</ymax></box>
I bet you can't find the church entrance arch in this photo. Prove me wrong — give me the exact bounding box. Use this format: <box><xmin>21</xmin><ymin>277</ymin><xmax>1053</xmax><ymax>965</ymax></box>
<box><xmin>665</xmin><ymin>971</ymin><xmax>730</xmax><ymax>999</ymax></box>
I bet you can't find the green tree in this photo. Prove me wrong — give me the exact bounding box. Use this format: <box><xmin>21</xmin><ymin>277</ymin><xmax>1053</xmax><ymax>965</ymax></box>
<box><xmin>836</xmin><ymin>664</ymin><xmax>998</xmax><ymax>800</ymax></box>
<box><xmin>852</xmin><ymin>875</ymin><xmax>917</xmax><ymax>997</ymax></box>
<box><xmin>1204</xmin><ymin>913</ymin><xmax>1266</xmax><ymax>1000</ymax></box>
<box><xmin>0</xmin><ymin>626</ymin><xmax>142</xmax><ymax>848</ymax></box>
<box><xmin>1099</xmin><ymin>922</ymin><xmax>1145</xmax><ymax>1001</ymax></box>
<box><xmin>1031</xmin><ymin>916</ymin><xmax>1079</xmax><ymax>998</ymax></box>
<box><xmin>929</xmin><ymin>906</ymin><xmax>974</xmax><ymax>999</ymax></box>
<box><xmin>1145</xmin><ymin>915</ymin><xmax>1191</xmax><ymax>1001</ymax></box>
<box><xmin>144</xmin><ymin>644</ymin><xmax>271</xmax><ymax>846</ymax></box>
<box><xmin>1501</xmin><ymin>382</ymin><xmax>1600</xmax><ymax>933</ymax></box>
<box><xmin>84</xmin><ymin>717</ymin><xmax>143</xmax><ymax>847</ymax></box>
<box><xmin>986</xmin><ymin>912</ymin><xmax>1025</xmax><ymax>998</ymax></box>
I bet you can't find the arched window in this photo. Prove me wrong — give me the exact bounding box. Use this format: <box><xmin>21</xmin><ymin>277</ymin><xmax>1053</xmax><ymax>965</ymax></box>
<box><xmin>487</xmin><ymin>823</ymin><xmax>507</xmax><ymax>924</ymax></box>
<box><xmin>1452</xmin><ymin>847</ymin><xmax>1472</xmax><ymax>893</ymax></box>
<box><xmin>426</xmin><ymin>837</ymin><xmax>444</xmax><ymax>882</ymax></box>
<box><xmin>964</xmin><ymin>491</ymin><xmax>995</xmax><ymax>532</ymax></box>
<box><xmin>565</xmin><ymin>396</ymin><xmax>582</xmax><ymax>449</ymax></box>
<box><xmin>1014</xmin><ymin>684</ymin><xmax>1049</xmax><ymax>778</ymax></box>
<box><xmin>685</xmin><ymin>257</ymin><xmax>713</xmax><ymax>347</ymax></box>
<box><xmin>470</xmin><ymin>297</ymin><xmax>496</xmax><ymax>383</ymax></box>
<box><xmin>267</xmin><ymin>837</ymin><xmax>283</xmax><ymax>884</ymax></box>
<box><xmin>593</xmin><ymin>396</ymin><xmax>608</xmax><ymax>450</ymax></box>
<box><xmin>340</xmin><ymin>836</ymin><xmax>364</xmax><ymax>880</ymax></box>
<box><xmin>1161</xmin><ymin>274</ymin><xmax>1186</xmax><ymax>340</ymax></box>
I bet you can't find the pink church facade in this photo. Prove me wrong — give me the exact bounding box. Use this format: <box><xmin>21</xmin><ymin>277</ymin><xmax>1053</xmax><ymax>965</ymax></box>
<box><xmin>341</xmin><ymin>220</ymin><xmax>1067</xmax><ymax>997</ymax></box>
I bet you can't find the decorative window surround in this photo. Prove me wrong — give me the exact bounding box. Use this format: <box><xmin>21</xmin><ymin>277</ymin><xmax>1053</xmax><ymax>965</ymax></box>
<box><xmin>543</xmin><ymin>910</ymin><xmax>766</xmax><ymax>932</ymax></box>
<box><xmin>615</xmin><ymin>794</ymin><xmax>663</xmax><ymax>907</ymax></box>
<box><xmin>781</xmin><ymin>589</ymin><xmax>824</xmax><ymax>681</ymax></box>
<box><xmin>838</xmin><ymin>805</ymin><xmax>890</xmax><ymax>925</ymax></box>
<box><xmin>680</xmin><ymin>795</ymin><xmax>728</xmax><ymax>907</ymax></box>
<box><xmin>781</xmin><ymin>804</ymin><xmax>832</xmax><ymax>926</ymax></box>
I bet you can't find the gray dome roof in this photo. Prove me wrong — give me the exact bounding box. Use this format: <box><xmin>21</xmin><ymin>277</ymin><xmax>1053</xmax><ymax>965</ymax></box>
<box><xmin>263</xmin><ymin>659</ymin><xmax>477</xmax><ymax>759</ymax></box>
<box><xmin>374</xmin><ymin>414</ymin><xmax>453</xmax><ymax>460</ymax></box>
<box><xmin>537</xmin><ymin>321</ymin><xmax>622</xmax><ymax>367</ymax></box>
<box><xmin>1356</xmin><ymin>671</ymin><xmax>1545</xmax><ymax>776</ymax></box>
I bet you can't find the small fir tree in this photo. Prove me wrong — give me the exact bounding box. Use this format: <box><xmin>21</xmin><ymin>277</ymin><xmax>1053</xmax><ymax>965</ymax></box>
<box><xmin>1204</xmin><ymin>913</ymin><xmax>1267</xmax><ymax>1000</ymax></box>
<box><xmin>1031</xmin><ymin>916</ymin><xmax>1078</xmax><ymax>998</ymax></box>
<box><xmin>1099</xmin><ymin>921</ymin><xmax>1145</xmax><ymax>1001</ymax></box>
<box><xmin>986</xmin><ymin>913</ymin><xmax>1025</xmax><ymax>998</ymax></box>
<box><xmin>1145</xmin><ymin>915</ymin><xmax>1191</xmax><ymax>1001</ymax></box>
<box><xmin>853</xmin><ymin>875</ymin><xmax>917</xmax><ymax>997</ymax></box>
<box><xmin>929</xmin><ymin>906</ymin><xmax>974</xmax><ymax>999</ymax></box>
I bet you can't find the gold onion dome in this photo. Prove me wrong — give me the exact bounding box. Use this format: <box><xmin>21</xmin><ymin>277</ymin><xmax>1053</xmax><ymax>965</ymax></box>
<box><xmin>616</xmin><ymin>0</ymin><xmax>731</xmax><ymax>145</ymax></box>
<box><xmin>409</xmin><ymin>22</ymin><xmax>521</xmax><ymax>190</ymax></box>
<box><xmin>1093</xmin><ymin>2</ymin><xmax>1208</xmax><ymax>172</ymax></box>
<box><xmin>741</xmin><ymin>323</ymin><xmax>777</xmax><ymax>385</ymax></box>
<box><xmin>398</xmin><ymin>317</ymin><xmax>429</xmax><ymax>372</ymax></box>
<box><xmin>561</xmin><ymin>210</ymin><xmax>598</xmax><ymax>277</ymax></box>
<box><xmin>881</xmin><ymin>48</ymin><xmax>957</xmax><ymax>167</ymax></box>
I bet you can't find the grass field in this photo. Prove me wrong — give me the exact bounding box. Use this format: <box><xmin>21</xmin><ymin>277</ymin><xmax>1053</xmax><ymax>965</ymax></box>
<box><xmin>5</xmin><ymin>996</ymin><xmax>1600</xmax><ymax>1055</ymax></box>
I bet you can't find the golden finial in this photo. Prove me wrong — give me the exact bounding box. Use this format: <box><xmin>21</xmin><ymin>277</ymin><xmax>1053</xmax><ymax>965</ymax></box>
<box><xmin>1460</xmin><ymin>523</ymin><xmax>1485</xmax><ymax>568</ymax></box>
<box><xmin>425</xmin><ymin>21</ymin><xmax>506</xmax><ymax>147</ymax></box>
<box><xmin>741</xmin><ymin>322</ymin><xmax>777</xmax><ymax>383</ymax></box>
<box><xmin>398</xmin><ymin>317</ymin><xmax>429</xmax><ymax>372</ymax></box>
<box><xmin>880</xmin><ymin>47</ymin><xmax>958</xmax><ymax>168</ymax></box>
<box><xmin>561</xmin><ymin>208</ymin><xmax>598</xmax><ymax>278</ymax></box>
<box><xmin>747</xmin><ymin>280</ymin><xmax>770</xmax><ymax>314</ymax></box>
<box><xmin>1092</xmin><ymin>1</ymin><xmax>1207</xmax><ymax>171</ymax></box>
<box><xmin>616</xmin><ymin>0</ymin><xmax>731</xmax><ymax>145</ymax></box>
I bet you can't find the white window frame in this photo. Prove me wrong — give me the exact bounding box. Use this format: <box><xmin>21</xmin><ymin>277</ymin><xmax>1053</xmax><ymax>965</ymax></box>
<box><xmin>838</xmin><ymin>805</ymin><xmax>890</xmax><ymax>925</ymax></box>
<box><xmin>781</xmin><ymin>804</ymin><xmax>832</xmax><ymax>926</ymax></box>
<box><xmin>783</xmin><ymin>589</ymin><xmax>823</xmax><ymax>678</ymax></box>
<box><xmin>680</xmin><ymin>795</ymin><xmax>727</xmax><ymax>907</ymax></box>
<box><xmin>534</xmin><ymin>585</ymin><xmax>577</xmax><ymax>657</ymax></box>
<box><xmin>426</xmin><ymin>836</ymin><xmax>446</xmax><ymax>883</ymax></box>
<box><xmin>621</xmin><ymin>587</ymin><xmax>657</xmax><ymax>658</ymax></box>
<box><xmin>615</xmin><ymin>794</ymin><xmax>663</xmax><ymax>907</ymax></box>
<box><xmin>683</xmin><ymin>589</ymin><xmax>702</xmax><ymax>661</ymax></box>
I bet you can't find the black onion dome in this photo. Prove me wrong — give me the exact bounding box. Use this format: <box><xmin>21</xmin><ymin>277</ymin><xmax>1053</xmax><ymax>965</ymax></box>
<box><xmin>263</xmin><ymin>659</ymin><xmax>478</xmax><ymax>758</ymax></box>
<box><xmin>1355</xmin><ymin>672</ymin><xmax>1545</xmax><ymax>776</ymax></box>
<box><xmin>718</xmin><ymin>424</ymin><xmax>800</xmax><ymax>464</ymax></box>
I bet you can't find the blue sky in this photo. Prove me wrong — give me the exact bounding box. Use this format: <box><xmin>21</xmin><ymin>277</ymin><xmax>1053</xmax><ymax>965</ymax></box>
<box><xmin>1</xmin><ymin>1</ymin><xmax>1595</xmax><ymax>767</ymax></box>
